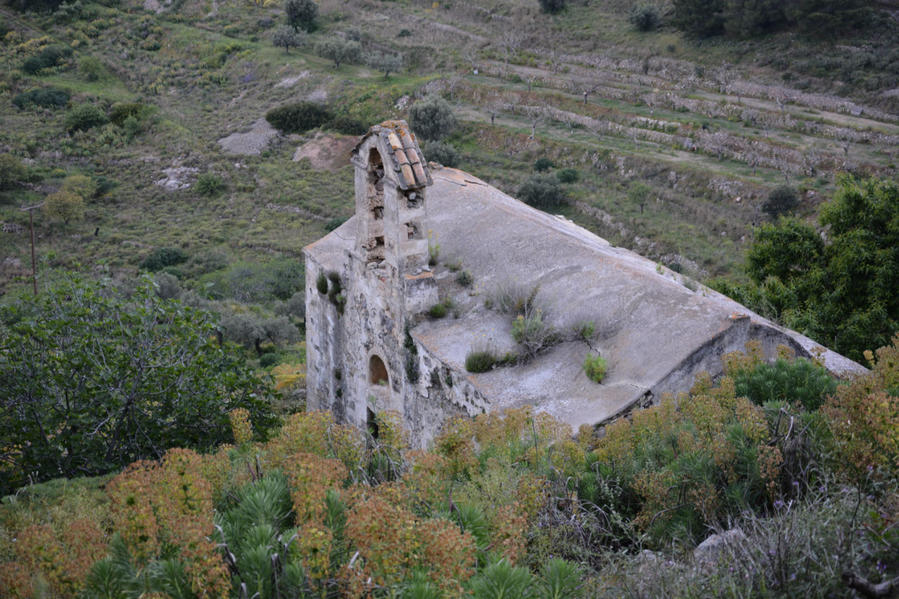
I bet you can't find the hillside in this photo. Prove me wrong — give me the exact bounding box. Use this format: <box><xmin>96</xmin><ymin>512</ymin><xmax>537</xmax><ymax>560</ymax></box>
<box><xmin>1</xmin><ymin>0</ymin><xmax>898</xmax><ymax>303</ymax></box>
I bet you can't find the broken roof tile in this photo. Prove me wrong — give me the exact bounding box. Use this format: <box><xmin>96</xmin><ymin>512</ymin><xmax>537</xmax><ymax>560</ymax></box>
<box><xmin>352</xmin><ymin>120</ymin><xmax>432</xmax><ymax>190</ymax></box>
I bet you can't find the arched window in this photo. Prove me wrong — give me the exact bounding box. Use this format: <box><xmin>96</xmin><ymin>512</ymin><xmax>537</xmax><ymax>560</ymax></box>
<box><xmin>369</xmin><ymin>355</ymin><xmax>389</xmax><ymax>386</ymax></box>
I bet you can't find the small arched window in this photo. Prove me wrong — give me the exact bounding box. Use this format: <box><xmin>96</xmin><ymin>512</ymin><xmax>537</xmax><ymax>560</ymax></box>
<box><xmin>369</xmin><ymin>355</ymin><xmax>389</xmax><ymax>386</ymax></box>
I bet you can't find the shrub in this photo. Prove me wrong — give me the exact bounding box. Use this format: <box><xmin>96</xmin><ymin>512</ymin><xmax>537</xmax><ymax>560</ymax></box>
<box><xmin>64</xmin><ymin>103</ymin><xmax>107</xmax><ymax>132</ymax></box>
<box><xmin>629</xmin><ymin>4</ymin><xmax>661</xmax><ymax>31</ymax></box>
<box><xmin>271</xmin><ymin>25</ymin><xmax>306</xmax><ymax>53</ymax></box>
<box><xmin>265</xmin><ymin>101</ymin><xmax>332</xmax><ymax>134</ymax></box>
<box><xmin>314</xmin><ymin>38</ymin><xmax>362</xmax><ymax>68</ymax></box>
<box><xmin>762</xmin><ymin>185</ymin><xmax>799</xmax><ymax>218</ymax></box>
<box><xmin>327</xmin><ymin>115</ymin><xmax>367</xmax><ymax>135</ymax></box>
<box><xmin>583</xmin><ymin>352</ymin><xmax>607</xmax><ymax>382</ymax></box>
<box><xmin>195</xmin><ymin>172</ymin><xmax>225</xmax><ymax>196</ymax></box>
<box><xmin>512</xmin><ymin>306</ymin><xmax>557</xmax><ymax>358</ymax></box>
<box><xmin>12</xmin><ymin>87</ymin><xmax>70</xmax><ymax>110</ymax></box>
<box><xmin>534</xmin><ymin>157</ymin><xmax>554</xmax><ymax>172</ymax></box>
<box><xmin>423</xmin><ymin>140</ymin><xmax>459</xmax><ymax>167</ymax></box>
<box><xmin>538</xmin><ymin>0</ymin><xmax>565</xmax><ymax>14</ymax></box>
<box><xmin>140</xmin><ymin>247</ymin><xmax>188</xmax><ymax>272</ymax></box>
<box><xmin>428</xmin><ymin>302</ymin><xmax>449</xmax><ymax>318</ymax></box>
<box><xmin>726</xmin><ymin>351</ymin><xmax>836</xmax><ymax>412</ymax></box>
<box><xmin>200</xmin><ymin>259</ymin><xmax>304</xmax><ymax>302</ymax></box>
<box><xmin>77</xmin><ymin>55</ymin><xmax>104</xmax><ymax>81</ymax></box>
<box><xmin>285</xmin><ymin>0</ymin><xmax>318</xmax><ymax>32</ymax></box>
<box><xmin>456</xmin><ymin>270</ymin><xmax>473</xmax><ymax>287</ymax></box>
<box><xmin>109</xmin><ymin>102</ymin><xmax>152</xmax><ymax>126</ymax></box>
<box><xmin>21</xmin><ymin>44</ymin><xmax>72</xmax><ymax>74</ymax></box>
<box><xmin>316</xmin><ymin>271</ymin><xmax>329</xmax><ymax>294</ymax></box>
<box><xmin>61</xmin><ymin>174</ymin><xmax>97</xmax><ymax>200</ymax></box>
<box><xmin>409</xmin><ymin>95</ymin><xmax>457</xmax><ymax>142</ymax></box>
<box><xmin>466</xmin><ymin>349</ymin><xmax>498</xmax><ymax>373</ymax></box>
<box><xmin>556</xmin><ymin>168</ymin><xmax>579</xmax><ymax>183</ymax></box>
<box><xmin>42</xmin><ymin>190</ymin><xmax>84</xmax><ymax>224</ymax></box>
<box><xmin>0</xmin><ymin>275</ymin><xmax>276</xmax><ymax>493</ymax></box>
<box><xmin>0</xmin><ymin>153</ymin><xmax>29</xmax><ymax>190</ymax></box>
<box><xmin>517</xmin><ymin>174</ymin><xmax>568</xmax><ymax>210</ymax></box>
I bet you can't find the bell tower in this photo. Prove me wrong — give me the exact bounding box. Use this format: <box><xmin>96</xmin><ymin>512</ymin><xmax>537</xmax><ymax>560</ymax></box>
<box><xmin>350</xmin><ymin>120</ymin><xmax>436</xmax><ymax>313</ymax></box>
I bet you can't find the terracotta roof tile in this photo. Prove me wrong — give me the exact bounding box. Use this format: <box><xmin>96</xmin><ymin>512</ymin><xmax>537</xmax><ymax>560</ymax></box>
<box><xmin>352</xmin><ymin>120</ymin><xmax>432</xmax><ymax>190</ymax></box>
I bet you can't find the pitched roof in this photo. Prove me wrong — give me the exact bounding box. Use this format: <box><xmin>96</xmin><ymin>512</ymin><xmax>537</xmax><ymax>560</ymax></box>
<box><xmin>352</xmin><ymin>120</ymin><xmax>432</xmax><ymax>190</ymax></box>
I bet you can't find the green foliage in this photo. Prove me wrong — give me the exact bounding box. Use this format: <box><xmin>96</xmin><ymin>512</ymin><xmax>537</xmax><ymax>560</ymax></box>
<box><xmin>200</xmin><ymin>259</ymin><xmax>304</xmax><ymax>302</ymax></box>
<box><xmin>195</xmin><ymin>172</ymin><xmax>225</xmax><ymax>196</ymax></box>
<box><xmin>271</xmin><ymin>25</ymin><xmax>306</xmax><ymax>53</ymax></box>
<box><xmin>763</xmin><ymin>185</ymin><xmax>799</xmax><ymax>219</ymax></box>
<box><xmin>367</xmin><ymin>51</ymin><xmax>403</xmax><ymax>78</ymax></box>
<box><xmin>0</xmin><ymin>274</ymin><xmax>277</xmax><ymax>493</ymax></box>
<box><xmin>285</xmin><ymin>0</ymin><xmax>318</xmax><ymax>32</ymax></box>
<box><xmin>533</xmin><ymin>157</ymin><xmax>554</xmax><ymax>172</ymax></box>
<box><xmin>109</xmin><ymin>102</ymin><xmax>153</xmax><ymax>127</ymax></box>
<box><xmin>517</xmin><ymin>174</ymin><xmax>568</xmax><ymax>210</ymax></box>
<box><xmin>326</xmin><ymin>115</ymin><xmax>367</xmax><ymax>135</ymax></box>
<box><xmin>12</xmin><ymin>87</ymin><xmax>70</xmax><ymax>110</ymax></box>
<box><xmin>316</xmin><ymin>271</ymin><xmax>329</xmax><ymax>294</ymax></box>
<box><xmin>629</xmin><ymin>4</ymin><xmax>661</xmax><ymax>31</ymax></box>
<box><xmin>732</xmin><ymin>357</ymin><xmax>837</xmax><ymax>411</ymax></box>
<box><xmin>511</xmin><ymin>307</ymin><xmax>556</xmax><ymax>359</ymax></box>
<box><xmin>140</xmin><ymin>247</ymin><xmax>188</xmax><ymax>272</ymax></box>
<box><xmin>0</xmin><ymin>153</ymin><xmax>29</xmax><ymax>190</ymax></box>
<box><xmin>465</xmin><ymin>349</ymin><xmax>498</xmax><ymax>373</ymax></box>
<box><xmin>583</xmin><ymin>353</ymin><xmax>607</xmax><ymax>383</ymax></box>
<box><xmin>314</xmin><ymin>38</ymin><xmax>362</xmax><ymax>68</ymax></box>
<box><xmin>422</xmin><ymin>140</ymin><xmax>459</xmax><ymax>167</ymax></box>
<box><xmin>736</xmin><ymin>176</ymin><xmax>899</xmax><ymax>361</ymax></box>
<box><xmin>77</xmin><ymin>55</ymin><xmax>105</xmax><ymax>81</ymax></box>
<box><xmin>470</xmin><ymin>559</ymin><xmax>534</xmax><ymax>598</ymax></box>
<box><xmin>65</xmin><ymin>103</ymin><xmax>108</xmax><ymax>133</ymax></box>
<box><xmin>409</xmin><ymin>95</ymin><xmax>458</xmax><ymax>142</ymax></box>
<box><xmin>42</xmin><ymin>190</ymin><xmax>85</xmax><ymax>224</ymax></box>
<box><xmin>538</xmin><ymin>0</ymin><xmax>565</xmax><ymax>15</ymax></box>
<box><xmin>428</xmin><ymin>302</ymin><xmax>448</xmax><ymax>319</ymax></box>
<box><xmin>21</xmin><ymin>44</ymin><xmax>72</xmax><ymax>74</ymax></box>
<box><xmin>456</xmin><ymin>269</ymin><xmax>473</xmax><ymax>287</ymax></box>
<box><xmin>265</xmin><ymin>101</ymin><xmax>332</xmax><ymax>134</ymax></box>
<box><xmin>555</xmin><ymin>168</ymin><xmax>578</xmax><ymax>183</ymax></box>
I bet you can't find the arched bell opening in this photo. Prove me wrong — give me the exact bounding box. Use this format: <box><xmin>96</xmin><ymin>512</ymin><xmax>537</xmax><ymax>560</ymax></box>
<box><xmin>369</xmin><ymin>354</ymin><xmax>389</xmax><ymax>387</ymax></box>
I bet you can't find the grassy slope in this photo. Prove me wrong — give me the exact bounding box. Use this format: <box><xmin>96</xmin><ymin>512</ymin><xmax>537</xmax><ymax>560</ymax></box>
<box><xmin>0</xmin><ymin>0</ymin><xmax>896</xmax><ymax>300</ymax></box>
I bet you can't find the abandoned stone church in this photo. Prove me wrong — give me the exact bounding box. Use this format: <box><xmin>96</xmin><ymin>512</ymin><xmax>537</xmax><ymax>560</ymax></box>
<box><xmin>303</xmin><ymin>120</ymin><xmax>863</xmax><ymax>446</ymax></box>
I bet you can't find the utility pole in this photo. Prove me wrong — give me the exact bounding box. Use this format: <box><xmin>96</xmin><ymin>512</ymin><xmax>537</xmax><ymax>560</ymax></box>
<box><xmin>20</xmin><ymin>203</ymin><xmax>43</xmax><ymax>296</ymax></box>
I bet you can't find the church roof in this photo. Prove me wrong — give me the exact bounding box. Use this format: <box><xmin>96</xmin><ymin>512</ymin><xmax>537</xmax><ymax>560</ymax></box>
<box><xmin>306</xmin><ymin>166</ymin><xmax>865</xmax><ymax>431</ymax></box>
<box><xmin>351</xmin><ymin>120</ymin><xmax>431</xmax><ymax>190</ymax></box>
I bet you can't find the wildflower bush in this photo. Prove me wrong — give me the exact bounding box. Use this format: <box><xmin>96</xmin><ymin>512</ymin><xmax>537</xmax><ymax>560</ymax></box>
<box><xmin>1</xmin><ymin>339</ymin><xmax>897</xmax><ymax>598</ymax></box>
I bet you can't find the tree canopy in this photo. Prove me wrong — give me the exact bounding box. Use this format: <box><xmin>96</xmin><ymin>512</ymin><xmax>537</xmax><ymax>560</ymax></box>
<box><xmin>0</xmin><ymin>274</ymin><xmax>278</xmax><ymax>493</ymax></box>
<box><xmin>719</xmin><ymin>175</ymin><xmax>898</xmax><ymax>362</ymax></box>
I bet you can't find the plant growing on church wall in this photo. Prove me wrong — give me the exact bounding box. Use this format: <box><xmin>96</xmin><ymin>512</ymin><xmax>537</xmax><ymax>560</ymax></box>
<box><xmin>583</xmin><ymin>352</ymin><xmax>607</xmax><ymax>383</ymax></box>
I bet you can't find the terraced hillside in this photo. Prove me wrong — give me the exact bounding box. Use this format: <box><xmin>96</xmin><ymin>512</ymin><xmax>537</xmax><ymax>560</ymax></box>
<box><xmin>0</xmin><ymin>0</ymin><xmax>897</xmax><ymax>297</ymax></box>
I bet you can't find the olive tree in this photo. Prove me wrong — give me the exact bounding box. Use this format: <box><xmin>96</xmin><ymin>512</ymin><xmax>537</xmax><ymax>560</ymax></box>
<box><xmin>285</xmin><ymin>0</ymin><xmax>317</xmax><ymax>32</ymax></box>
<box><xmin>314</xmin><ymin>38</ymin><xmax>362</xmax><ymax>68</ymax></box>
<box><xmin>408</xmin><ymin>95</ymin><xmax>458</xmax><ymax>142</ymax></box>
<box><xmin>272</xmin><ymin>25</ymin><xmax>306</xmax><ymax>53</ymax></box>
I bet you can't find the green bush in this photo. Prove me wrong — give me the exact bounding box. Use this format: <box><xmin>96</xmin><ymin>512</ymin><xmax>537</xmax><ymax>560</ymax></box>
<box><xmin>533</xmin><ymin>157</ymin><xmax>554</xmax><ymax>172</ymax></box>
<box><xmin>762</xmin><ymin>185</ymin><xmax>799</xmax><ymax>219</ymax></box>
<box><xmin>78</xmin><ymin>55</ymin><xmax>105</xmax><ymax>81</ymax></box>
<box><xmin>0</xmin><ymin>274</ymin><xmax>277</xmax><ymax>494</ymax></box>
<box><xmin>140</xmin><ymin>247</ymin><xmax>189</xmax><ymax>272</ymax></box>
<box><xmin>556</xmin><ymin>168</ymin><xmax>579</xmax><ymax>183</ymax></box>
<box><xmin>327</xmin><ymin>115</ymin><xmax>367</xmax><ymax>135</ymax></box>
<box><xmin>65</xmin><ymin>103</ymin><xmax>108</xmax><ymax>132</ymax></box>
<box><xmin>12</xmin><ymin>87</ymin><xmax>70</xmax><ymax>110</ymax></box>
<box><xmin>428</xmin><ymin>302</ymin><xmax>448</xmax><ymax>318</ymax></box>
<box><xmin>423</xmin><ymin>140</ymin><xmax>459</xmax><ymax>167</ymax></box>
<box><xmin>201</xmin><ymin>259</ymin><xmax>304</xmax><ymax>302</ymax></box>
<box><xmin>265</xmin><ymin>101</ymin><xmax>332</xmax><ymax>134</ymax></box>
<box><xmin>538</xmin><ymin>0</ymin><xmax>565</xmax><ymax>14</ymax></box>
<box><xmin>512</xmin><ymin>307</ymin><xmax>557</xmax><ymax>358</ymax></box>
<box><xmin>21</xmin><ymin>44</ymin><xmax>72</xmax><ymax>74</ymax></box>
<box><xmin>196</xmin><ymin>172</ymin><xmax>226</xmax><ymax>196</ymax></box>
<box><xmin>732</xmin><ymin>357</ymin><xmax>837</xmax><ymax>412</ymax></box>
<box><xmin>456</xmin><ymin>270</ymin><xmax>473</xmax><ymax>287</ymax></box>
<box><xmin>409</xmin><ymin>95</ymin><xmax>457</xmax><ymax>142</ymax></box>
<box><xmin>0</xmin><ymin>153</ymin><xmax>29</xmax><ymax>190</ymax></box>
<box><xmin>109</xmin><ymin>102</ymin><xmax>152</xmax><ymax>126</ymax></box>
<box><xmin>465</xmin><ymin>349</ymin><xmax>497</xmax><ymax>373</ymax></box>
<box><xmin>518</xmin><ymin>174</ymin><xmax>569</xmax><ymax>210</ymax></box>
<box><xmin>583</xmin><ymin>353</ymin><xmax>607</xmax><ymax>383</ymax></box>
<box><xmin>629</xmin><ymin>4</ymin><xmax>661</xmax><ymax>31</ymax></box>
<box><xmin>316</xmin><ymin>271</ymin><xmax>329</xmax><ymax>294</ymax></box>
